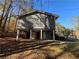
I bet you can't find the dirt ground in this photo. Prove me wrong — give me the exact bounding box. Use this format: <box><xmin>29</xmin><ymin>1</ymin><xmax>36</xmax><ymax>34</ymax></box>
<box><xmin>0</xmin><ymin>37</ymin><xmax>79</xmax><ymax>59</ymax></box>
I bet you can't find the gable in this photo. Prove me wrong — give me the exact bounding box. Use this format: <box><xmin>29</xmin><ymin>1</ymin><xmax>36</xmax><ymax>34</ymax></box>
<box><xmin>17</xmin><ymin>13</ymin><xmax>55</xmax><ymax>30</ymax></box>
<box><xmin>18</xmin><ymin>10</ymin><xmax>59</xmax><ymax>19</ymax></box>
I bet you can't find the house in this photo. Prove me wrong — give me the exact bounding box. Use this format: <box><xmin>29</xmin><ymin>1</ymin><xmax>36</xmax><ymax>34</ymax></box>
<box><xmin>16</xmin><ymin>10</ymin><xmax>59</xmax><ymax>40</ymax></box>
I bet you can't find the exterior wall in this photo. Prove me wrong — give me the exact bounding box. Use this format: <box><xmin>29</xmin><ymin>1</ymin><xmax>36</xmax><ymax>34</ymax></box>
<box><xmin>19</xmin><ymin>30</ymin><xmax>53</xmax><ymax>40</ymax></box>
<box><xmin>17</xmin><ymin>13</ymin><xmax>55</xmax><ymax>30</ymax></box>
<box><xmin>43</xmin><ymin>31</ymin><xmax>53</xmax><ymax>40</ymax></box>
<box><xmin>16</xmin><ymin>13</ymin><xmax>56</xmax><ymax>40</ymax></box>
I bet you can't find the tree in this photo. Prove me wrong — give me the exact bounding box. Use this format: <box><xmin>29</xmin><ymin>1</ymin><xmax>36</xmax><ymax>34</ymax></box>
<box><xmin>0</xmin><ymin>0</ymin><xmax>14</xmax><ymax>31</ymax></box>
<box><xmin>56</xmin><ymin>22</ymin><xmax>65</xmax><ymax>36</ymax></box>
<box><xmin>70</xmin><ymin>16</ymin><xmax>79</xmax><ymax>30</ymax></box>
<box><xmin>0</xmin><ymin>0</ymin><xmax>33</xmax><ymax>32</ymax></box>
<box><xmin>56</xmin><ymin>22</ymin><xmax>71</xmax><ymax>38</ymax></box>
<box><xmin>18</xmin><ymin>0</ymin><xmax>33</xmax><ymax>15</ymax></box>
<box><xmin>63</xmin><ymin>29</ymin><xmax>71</xmax><ymax>38</ymax></box>
<box><xmin>0</xmin><ymin>1</ymin><xmax>6</xmax><ymax>27</ymax></box>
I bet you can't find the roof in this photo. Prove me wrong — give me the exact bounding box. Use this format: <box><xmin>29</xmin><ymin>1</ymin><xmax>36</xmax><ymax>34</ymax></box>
<box><xmin>18</xmin><ymin>10</ymin><xmax>59</xmax><ymax>19</ymax></box>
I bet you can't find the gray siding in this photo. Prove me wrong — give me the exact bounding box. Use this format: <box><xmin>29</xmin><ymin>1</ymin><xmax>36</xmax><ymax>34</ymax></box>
<box><xmin>17</xmin><ymin>13</ymin><xmax>55</xmax><ymax>31</ymax></box>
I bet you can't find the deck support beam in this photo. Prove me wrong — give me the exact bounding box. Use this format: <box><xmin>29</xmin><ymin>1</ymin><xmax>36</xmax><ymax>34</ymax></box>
<box><xmin>53</xmin><ymin>16</ymin><xmax>55</xmax><ymax>40</ymax></box>
<box><xmin>40</xmin><ymin>29</ymin><xmax>43</xmax><ymax>40</ymax></box>
<box><xmin>16</xmin><ymin>30</ymin><xmax>20</xmax><ymax>40</ymax></box>
<box><xmin>30</xmin><ymin>30</ymin><xmax>32</xmax><ymax>40</ymax></box>
<box><xmin>53</xmin><ymin>30</ymin><xmax>55</xmax><ymax>40</ymax></box>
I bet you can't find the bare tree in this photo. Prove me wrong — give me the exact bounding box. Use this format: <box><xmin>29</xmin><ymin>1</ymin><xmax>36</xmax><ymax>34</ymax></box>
<box><xmin>0</xmin><ymin>0</ymin><xmax>33</xmax><ymax>32</ymax></box>
<box><xmin>0</xmin><ymin>0</ymin><xmax>14</xmax><ymax>31</ymax></box>
<box><xmin>18</xmin><ymin>0</ymin><xmax>33</xmax><ymax>15</ymax></box>
<box><xmin>0</xmin><ymin>0</ymin><xmax>6</xmax><ymax>27</ymax></box>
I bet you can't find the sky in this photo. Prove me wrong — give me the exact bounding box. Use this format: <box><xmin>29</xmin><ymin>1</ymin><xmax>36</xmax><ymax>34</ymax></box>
<box><xmin>0</xmin><ymin>0</ymin><xmax>79</xmax><ymax>29</ymax></box>
<box><xmin>33</xmin><ymin>0</ymin><xmax>79</xmax><ymax>29</ymax></box>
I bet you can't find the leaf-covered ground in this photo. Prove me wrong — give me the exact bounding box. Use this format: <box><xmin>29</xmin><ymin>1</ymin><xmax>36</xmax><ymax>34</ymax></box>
<box><xmin>0</xmin><ymin>38</ymin><xmax>79</xmax><ymax>59</ymax></box>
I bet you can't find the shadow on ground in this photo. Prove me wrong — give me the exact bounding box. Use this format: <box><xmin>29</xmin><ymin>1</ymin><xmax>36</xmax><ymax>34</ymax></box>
<box><xmin>0</xmin><ymin>38</ymin><xmax>79</xmax><ymax>59</ymax></box>
<box><xmin>0</xmin><ymin>39</ymin><xmax>59</xmax><ymax>57</ymax></box>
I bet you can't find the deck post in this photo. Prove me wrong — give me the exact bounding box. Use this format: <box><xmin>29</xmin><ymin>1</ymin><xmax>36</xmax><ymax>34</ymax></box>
<box><xmin>16</xmin><ymin>30</ymin><xmax>20</xmax><ymax>40</ymax></box>
<box><xmin>53</xmin><ymin>30</ymin><xmax>55</xmax><ymax>40</ymax></box>
<box><xmin>53</xmin><ymin>16</ymin><xmax>55</xmax><ymax>40</ymax></box>
<box><xmin>30</xmin><ymin>29</ymin><xmax>32</xmax><ymax>40</ymax></box>
<box><xmin>40</xmin><ymin>29</ymin><xmax>43</xmax><ymax>40</ymax></box>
